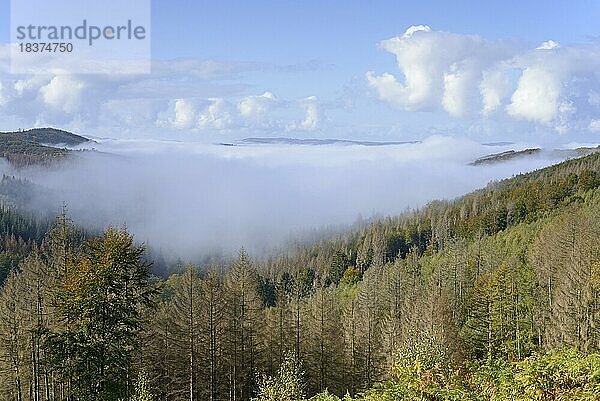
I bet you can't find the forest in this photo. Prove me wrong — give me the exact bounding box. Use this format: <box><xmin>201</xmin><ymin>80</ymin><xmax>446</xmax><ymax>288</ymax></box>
<box><xmin>0</xmin><ymin>128</ymin><xmax>89</xmax><ymax>167</ymax></box>
<box><xmin>1</xmin><ymin>151</ymin><xmax>600</xmax><ymax>401</ymax></box>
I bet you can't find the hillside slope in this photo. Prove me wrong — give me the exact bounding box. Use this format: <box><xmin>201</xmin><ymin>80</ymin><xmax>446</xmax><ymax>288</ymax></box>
<box><xmin>0</xmin><ymin>145</ymin><xmax>599</xmax><ymax>400</ymax></box>
<box><xmin>0</xmin><ymin>128</ymin><xmax>89</xmax><ymax>167</ymax></box>
<box><xmin>246</xmin><ymin>152</ymin><xmax>600</xmax><ymax>399</ymax></box>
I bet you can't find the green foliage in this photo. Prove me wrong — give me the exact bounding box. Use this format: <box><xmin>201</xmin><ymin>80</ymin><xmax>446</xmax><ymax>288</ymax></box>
<box><xmin>1</xmin><ymin>127</ymin><xmax>88</xmax><ymax>147</ymax></box>
<box><xmin>340</xmin><ymin>266</ymin><xmax>361</xmax><ymax>285</ymax></box>
<box><xmin>306</xmin><ymin>389</ymin><xmax>347</xmax><ymax>401</ymax></box>
<box><xmin>0</xmin><ymin>127</ymin><xmax>88</xmax><ymax>166</ymax></box>
<box><xmin>508</xmin><ymin>349</ymin><xmax>600</xmax><ymax>401</ymax></box>
<box><xmin>254</xmin><ymin>353</ymin><xmax>305</xmax><ymax>401</ymax></box>
<box><xmin>130</xmin><ymin>372</ymin><xmax>154</xmax><ymax>401</ymax></box>
<box><xmin>47</xmin><ymin>228</ymin><xmax>155</xmax><ymax>400</ymax></box>
<box><xmin>1</xmin><ymin>142</ymin><xmax>600</xmax><ymax>400</ymax></box>
<box><xmin>0</xmin><ymin>251</ymin><xmax>20</xmax><ymax>284</ymax></box>
<box><xmin>306</xmin><ymin>349</ymin><xmax>600</xmax><ymax>401</ymax></box>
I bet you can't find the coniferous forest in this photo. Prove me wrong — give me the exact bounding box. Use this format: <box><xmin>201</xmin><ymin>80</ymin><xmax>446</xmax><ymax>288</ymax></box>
<box><xmin>1</xmin><ymin>152</ymin><xmax>600</xmax><ymax>401</ymax></box>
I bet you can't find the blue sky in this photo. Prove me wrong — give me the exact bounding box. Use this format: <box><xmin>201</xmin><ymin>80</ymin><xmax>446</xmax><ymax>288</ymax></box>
<box><xmin>1</xmin><ymin>0</ymin><xmax>600</xmax><ymax>142</ymax></box>
<box><xmin>151</xmin><ymin>1</ymin><xmax>600</xmax><ymax>98</ymax></box>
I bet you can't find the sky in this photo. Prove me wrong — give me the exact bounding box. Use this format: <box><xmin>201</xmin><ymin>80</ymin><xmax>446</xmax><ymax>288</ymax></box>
<box><xmin>0</xmin><ymin>0</ymin><xmax>600</xmax><ymax>143</ymax></box>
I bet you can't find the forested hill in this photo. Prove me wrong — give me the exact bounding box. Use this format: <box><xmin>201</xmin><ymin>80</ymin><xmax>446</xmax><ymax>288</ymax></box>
<box><xmin>0</xmin><ymin>127</ymin><xmax>90</xmax><ymax>166</ymax></box>
<box><xmin>469</xmin><ymin>145</ymin><xmax>600</xmax><ymax>165</ymax></box>
<box><xmin>272</xmin><ymin>150</ymin><xmax>600</xmax><ymax>285</ymax></box>
<box><xmin>0</xmin><ymin>150</ymin><xmax>599</xmax><ymax>400</ymax></box>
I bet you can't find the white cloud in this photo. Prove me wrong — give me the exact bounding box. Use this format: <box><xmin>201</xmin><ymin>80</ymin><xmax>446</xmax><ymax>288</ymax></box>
<box><xmin>197</xmin><ymin>98</ymin><xmax>234</xmax><ymax>130</ymax></box>
<box><xmin>14</xmin><ymin>75</ymin><xmax>51</xmax><ymax>97</ymax></box>
<box><xmin>171</xmin><ymin>99</ymin><xmax>197</xmax><ymax>129</ymax></box>
<box><xmin>480</xmin><ymin>69</ymin><xmax>511</xmax><ymax>115</ymax></box>
<box><xmin>554</xmin><ymin>101</ymin><xmax>576</xmax><ymax>134</ymax></box>
<box><xmin>104</xmin><ymin>98</ymin><xmax>164</xmax><ymax>129</ymax></box>
<box><xmin>2</xmin><ymin>31</ymin><xmax>600</xmax><ymax>139</ymax></box>
<box><xmin>442</xmin><ymin>63</ymin><xmax>480</xmax><ymax>117</ymax></box>
<box><xmin>152</xmin><ymin>99</ymin><xmax>197</xmax><ymax>129</ymax></box>
<box><xmin>366</xmin><ymin>72</ymin><xmax>417</xmax><ymax>110</ymax></box>
<box><xmin>368</xmin><ymin>25</ymin><xmax>600</xmax><ymax>134</ymax></box>
<box><xmin>402</xmin><ymin>24</ymin><xmax>431</xmax><ymax>38</ymax></box>
<box><xmin>39</xmin><ymin>76</ymin><xmax>85</xmax><ymax>113</ymax></box>
<box><xmin>590</xmin><ymin>119</ymin><xmax>600</xmax><ymax>132</ymax></box>
<box><xmin>537</xmin><ymin>40</ymin><xmax>560</xmax><ymax>50</ymax></box>
<box><xmin>588</xmin><ymin>91</ymin><xmax>600</xmax><ymax>106</ymax></box>
<box><xmin>151</xmin><ymin>90</ymin><xmax>317</xmax><ymax>133</ymax></box>
<box><xmin>367</xmin><ymin>25</ymin><xmax>511</xmax><ymax>113</ymax></box>
<box><xmin>288</xmin><ymin>96</ymin><xmax>320</xmax><ymax>131</ymax></box>
<box><xmin>506</xmin><ymin>67</ymin><xmax>561</xmax><ymax>123</ymax></box>
<box><xmin>0</xmin><ymin>82</ymin><xmax>6</xmax><ymax>106</ymax></box>
<box><xmin>238</xmin><ymin>91</ymin><xmax>277</xmax><ymax>120</ymax></box>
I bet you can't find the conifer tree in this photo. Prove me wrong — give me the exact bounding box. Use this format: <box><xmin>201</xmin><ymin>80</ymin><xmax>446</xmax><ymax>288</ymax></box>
<box><xmin>47</xmin><ymin>228</ymin><xmax>154</xmax><ymax>400</ymax></box>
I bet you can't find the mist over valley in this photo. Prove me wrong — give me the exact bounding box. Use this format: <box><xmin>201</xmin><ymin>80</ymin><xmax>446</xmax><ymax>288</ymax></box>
<box><xmin>2</xmin><ymin>131</ymin><xmax>593</xmax><ymax>261</ymax></box>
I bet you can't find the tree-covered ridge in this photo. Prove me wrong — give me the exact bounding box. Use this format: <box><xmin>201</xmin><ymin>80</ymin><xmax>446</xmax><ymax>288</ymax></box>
<box><xmin>0</xmin><ymin>151</ymin><xmax>599</xmax><ymax>400</ymax></box>
<box><xmin>0</xmin><ymin>128</ymin><xmax>89</xmax><ymax>167</ymax></box>
<box><xmin>469</xmin><ymin>146</ymin><xmax>600</xmax><ymax>166</ymax></box>
<box><xmin>0</xmin><ymin>128</ymin><xmax>89</xmax><ymax>147</ymax></box>
<box><xmin>269</xmin><ymin>151</ymin><xmax>600</xmax><ymax>287</ymax></box>
<box><xmin>0</xmin><ymin>198</ymin><xmax>54</xmax><ymax>285</ymax></box>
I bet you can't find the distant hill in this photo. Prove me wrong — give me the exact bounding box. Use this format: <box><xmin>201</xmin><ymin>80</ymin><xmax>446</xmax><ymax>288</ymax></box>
<box><xmin>2</xmin><ymin>128</ymin><xmax>89</xmax><ymax>147</ymax></box>
<box><xmin>470</xmin><ymin>146</ymin><xmax>600</xmax><ymax>165</ymax></box>
<box><xmin>0</xmin><ymin>128</ymin><xmax>90</xmax><ymax>167</ymax></box>
<box><xmin>470</xmin><ymin>148</ymin><xmax>542</xmax><ymax>165</ymax></box>
<box><xmin>236</xmin><ymin>137</ymin><xmax>421</xmax><ymax>146</ymax></box>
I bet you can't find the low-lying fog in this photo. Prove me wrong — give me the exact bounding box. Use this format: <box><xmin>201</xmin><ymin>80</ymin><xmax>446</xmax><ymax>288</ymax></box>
<box><xmin>8</xmin><ymin>135</ymin><xmax>576</xmax><ymax>260</ymax></box>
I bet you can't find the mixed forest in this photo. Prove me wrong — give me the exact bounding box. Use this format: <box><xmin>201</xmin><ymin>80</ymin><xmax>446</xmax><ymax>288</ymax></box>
<box><xmin>1</xmin><ymin>149</ymin><xmax>600</xmax><ymax>400</ymax></box>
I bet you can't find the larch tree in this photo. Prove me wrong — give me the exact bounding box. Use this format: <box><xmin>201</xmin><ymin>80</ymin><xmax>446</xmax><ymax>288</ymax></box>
<box><xmin>166</xmin><ymin>264</ymin><xmax>203</xmax><ymax>401</ymax></box>
<box><xmin>303</xmin><ymin>285</ymin><xmax>344</xmax><ymax>395</ymax></box>
<box><xmin>224</xmin><ymin>249</ymin><xmax>263</xmax><ymax>401</ymax></box>
<box><xmin>198</xmin><ymin>267</ymin><xmax>227</xmax><ymax>401</ymax></box>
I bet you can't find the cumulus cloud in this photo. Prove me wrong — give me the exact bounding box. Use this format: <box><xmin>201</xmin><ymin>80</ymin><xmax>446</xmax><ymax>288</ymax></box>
<box><xmin>506</xmin><ymin>68</ymin><xmax>561</xmax><ymax>123</ymax></box>
<box><xmin>442</xmin><ymin>63</ymin><xmax>481</xmax><ymax>117</ymax></box>
<box><xmin>197</xmin><ymin>98</ymin><xmax>235</xmax><ymax>130</ymax></box>
<box><xmin>299</xmin><ymin>96</ymin><xmax>320</xmax><ymax>130</ymax></box>
<box><xmin>287</xmin><ymin>96</ymin><xmax>321</xmax><ymax>131</ymax></box>
<box><xmin>170</xmin><ymin>99</ymin><xmax>198</xmax><ymax>129</ymax></box>
<box><xmin>39</xmin><ymin>76</ymin><xmax>86</xmax><ymax>113</ymax></box>
<box><xmin>368</xmin><ymin>26</ymin><xmax>600</xmax><ymax>133</ymax></box>
<box><xmin>402</xmin><ymin>24</ymin><xmax>431</xmax><ymax>38</ymax></box>
<box><xmin>238</xmin><ymin>91</ymin><xmax>277</xmax><ymax>119</ymax></box>
<box><xmin>537</xmin><ymin>40</ymin><xmax>560</xmax><ymax>50</ymax></box>
<box><xmin>2</xmin><ymin>29</ymin><xmax>600</xmax><ymax>138</ymax></box>
<box><xmin>0</xmin><ymin>47</ymin><xmax>316</xmax><ymax>137</ymax></box>
<box><xmin>152</xmin><ymin>90</ymin><xmax>321</xmax><ymax>133</ymax></box>
<box><xmin>590</xmin><ymin>119</ymin><xmax>600</xmax><ymax>132</ymax></box>
<box><xmin>480</xmin><ymin>69</ymin><xmax>512</xmax><ymax>115</ymax></box>
<box><xmin>367</xmin><ymin>26</ymin><xmax>511</xmax><ymax>113</ymax></box>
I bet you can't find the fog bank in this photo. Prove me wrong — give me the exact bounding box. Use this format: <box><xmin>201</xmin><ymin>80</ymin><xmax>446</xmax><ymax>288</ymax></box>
<box><xmin>11</xmin><ymin>135</ymin><xmax>571</xmax><ymax>260</ymax></box>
